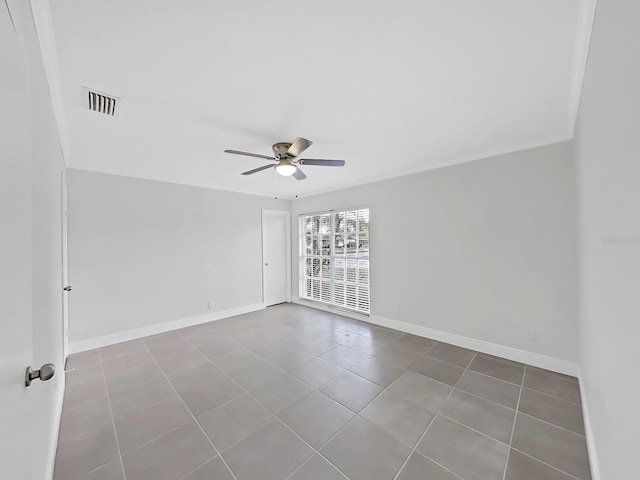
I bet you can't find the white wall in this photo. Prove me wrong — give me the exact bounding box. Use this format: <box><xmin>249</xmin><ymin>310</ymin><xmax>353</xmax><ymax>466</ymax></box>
<box><xmin>292</xmin><ymin>142</ymin><xmax>579</xmax><ymax>363</ymax></box>
<box><xmin>67</xmin><ymin>169</ymin><xmax>289</xmax><ymax>343</ymax></box>
<box><xmin>574</xmin><ymin>0</ymin><xmax>640</xmax><ymax>477</ymax></box>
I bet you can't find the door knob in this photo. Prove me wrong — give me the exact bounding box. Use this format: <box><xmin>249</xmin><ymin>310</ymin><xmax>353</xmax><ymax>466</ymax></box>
<box><xmin>25</xmin><ymin>363</ymin><xmax>55</xmax><ymax>387</ymax></box>
<box><xmin>63</xmin><ymin>285</ymin><xmax>72</xmax><ymax>292</ymax></box>
<box><xmin>264</xmin><ymin>263</ymin><xmax>269</xmax><ymax>266</ymax></box>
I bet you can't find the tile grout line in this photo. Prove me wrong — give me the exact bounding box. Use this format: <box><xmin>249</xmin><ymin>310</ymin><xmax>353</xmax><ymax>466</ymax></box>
<box><xmin>515</xmin><ymin>410</ymin><xmax>587</xmax><ymax>438</ymax></box>
<box><xmin>508</xmin><ymin>446</ymin><xmax>584</xmax><ymax>480</ymax></box>
<box><xmin>178</xmin><ymin>330</ymin><xmax>320</xmax><ymax>465</ymax></box>
<box><xmin>392</xmin><ymin>354</ymin><xmax>479</xmax><ymax>480</ymax></box>
<box><xmin>456</xmin><ymin>367</ymin><xmax>584</xmax><ymax>421</ymax></box>
<box><xmin>520</xmin><ymin>384</ymin><xmax>583</xmax><ymax>406</ymax></box>
<box><xmin>139</xmin><ymin>341</ymin><xmax>240</xmax><ymax>480</ymax></box>
<box><xmin>248</xmin><ymin>412</ymin><xmax>345</xmax><ymax>474</ymax></box>
<box><xmin>182</xmin><ymin>319</ymin><xmax>475</xmax><ymax>480</ymax></box>
<box><xmin>308</xmin><ymin>376</ymin><xmax>406</xmax><ymax>465</ymax></box>
<box><xmin>527</xmin><ymin>364</ymin><xmax>580</xmax><ymax>382</ymax></box>
<box><xmin>434</xmin><ymin>412</ymin><xmax>514</xmax><ymax>447</ymax></box>
<box><xmin>100</xmin><ymin>349</ymin><xmax>229</xmax><ymax>455</ymax></box>
<box><xmin>450</xmin><ymin>384</ymin><xmax>518</xmax><ymax>411</ymax></box>
<box><xmin>187</xmin><ymin>339</ymin><xmax>357</xmax><ymax>480</ymax></box>
<box><xmin>114</xmin><ymin>419</ymin><xmax>194</xmax><ymax>464</ymax></box>
<box><xmin>369</xmin><ymin>339</ymin><xmax>485</xmax><ymax>373</ymax></box>
<box><xmin>182</xmin><ymin>321</ymin><xmax>418</xmax><ymax>480</ymax></box>
<box><xmin>103</xmin><ymin>350</ymin><xmax>215</xmax><ymax>462</ymax></box>
<box><xmin>280</xmin><ymin>363</ymin><xmax>406</xmax><ymax>480</ymax></box>
<box><xmin>72</xmin><ymin>317</ymin><xmax>389</xmax><ymax>479</ymax></box>
<box><xmin>354</xmin><ymin>361</ymin><xmax>525</xmax><ymax>450</ymax></box>
<box><xmin>458</xmin><ymin>367</ymin><xmax>527</xmax><ymax>387</ymax></box>
<box><xmin>98</xmin><ymin>351</ymin><xmax>128</xmax><ymax>480</ymax></box>
<box><xmin>212</xmin><ymin>331</ymin><xmax>352</xmax><ymax>394</ymax></box>
<box><xmin>78</xmin><ymin>315</ymin><xmax>332</xmax><ymax>474</ymax></box>
<box><xmin>352</xmin><ymin>366</ymin><xmax>511</xmax><ymax>451</ymax></box>
<box><xmin>179</xmin><ymin>328</ymin><xmax>358</xmax><ymax>479</ymax></box>
<box><xmin>142</xmin><ymin>342</ymin><xmax>241</xmax><ymax>474</ymax></box>
<box><xmin>391</xmin><ymin>351</ymin><xmax>480</xmax><ymax>480</ymax></box>
<box><xmin>501</xmin><ymin>364</ymin><xmax>526</xmax><ymax>480</ymax></box>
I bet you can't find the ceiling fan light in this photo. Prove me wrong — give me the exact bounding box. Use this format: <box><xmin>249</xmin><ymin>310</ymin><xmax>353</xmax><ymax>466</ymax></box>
<box><xmin>275</xmin><ymin>162</ymin><xmax>297</xmax><ymax>176</ymax></box>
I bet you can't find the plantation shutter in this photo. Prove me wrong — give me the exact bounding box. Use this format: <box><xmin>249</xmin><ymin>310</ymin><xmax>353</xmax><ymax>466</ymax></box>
<box><xmin>299</xmin><ymin>208</ymin><xmax>370</xmax><ymax>314</ymax></box>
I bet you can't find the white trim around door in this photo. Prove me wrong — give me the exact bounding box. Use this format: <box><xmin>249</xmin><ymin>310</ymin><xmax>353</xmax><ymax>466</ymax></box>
<box><xmin>261</xmin><ymin>209</ymin><xmax>292</xmax><ymax>306</ymax></box>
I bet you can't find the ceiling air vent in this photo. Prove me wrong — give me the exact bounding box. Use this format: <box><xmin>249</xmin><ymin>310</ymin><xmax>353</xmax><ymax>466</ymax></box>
<box><xmin>84</xmin><ymin>88</ymin><xmax>119</xmax><ymax>116</ymax></box>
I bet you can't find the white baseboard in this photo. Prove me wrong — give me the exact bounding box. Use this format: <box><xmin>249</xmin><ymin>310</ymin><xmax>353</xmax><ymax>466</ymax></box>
<box><xmin>578</xmin><ymin>371</ymin><xmax>601</xmax><ymax>480</ymax></box>
<box><xmin>292</xmin><ymin>297</ymin><xmax>579</xmax><ymax>376</ymax></box>
<box><xmin>69</xmin><ymin>303</ymin><xmax>266</xmax><ymax>353</ymax></box>
<box><xmin>370</xmin><ymin>314</ymin><xmax>580</xmax><ymax>376</ymax></box>
<box><xmin>46</xmin><ymin>373</ymin><xmax>65</xmax><ymax>480</ymax></box>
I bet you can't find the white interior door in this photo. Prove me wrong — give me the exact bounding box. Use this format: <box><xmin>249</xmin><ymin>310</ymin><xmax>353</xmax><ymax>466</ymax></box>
<box><xmin>262</xmin><ymin>209</ymin><xmax>290</xmax><ymax>306</ymax></box>
<box><xmin>2</xmin><ymin>3</ymin><xmax>66</xmax><ymax>478</ymax></box>
<box><xmin>0</xmin><ymin>3</ymin><xmax>35</xmax><ymax>477</ymax></box>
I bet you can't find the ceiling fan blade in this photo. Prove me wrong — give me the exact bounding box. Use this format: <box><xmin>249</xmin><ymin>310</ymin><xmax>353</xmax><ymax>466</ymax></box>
<box><xmin>224</xmin><ymin>149</ymin><xmax>276</xmax><ymax>161</ymax></box>
<box><xmin>286</xmin><ymin>137</ymin><xmax>313</xmax><ymax>157</ymax></box>
<box><xmin>298</xmin><ymin>159</ymin><xmax>346</xmax><ymax>167</ymax></box>
<box><xmin>241</xmin><ymin>164</ymin><xmax>275</xmax><ymax>175</ymax></box>
<box><xmin>293</xmin><ymin>167</ymin><xmax>307</xmax><ymax>181</ymax></box>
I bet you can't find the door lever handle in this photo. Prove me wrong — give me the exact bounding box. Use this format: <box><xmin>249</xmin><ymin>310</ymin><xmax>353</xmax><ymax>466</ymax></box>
<box><xmin>63</xmin><ymin>286</ymin><xmax>72</xmax><ymax>292</ymax></box>
<box><xmin>25</xmin><ymin>363</ymin><xmax>55</xmax><ymax>387</ymax></box>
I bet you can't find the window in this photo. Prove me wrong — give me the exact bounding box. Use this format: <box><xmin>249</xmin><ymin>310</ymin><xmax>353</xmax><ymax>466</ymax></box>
<box><xmin>299</xmin><ymin>208</ymin><xmax>370</xmax><ymax>314</ymax></box>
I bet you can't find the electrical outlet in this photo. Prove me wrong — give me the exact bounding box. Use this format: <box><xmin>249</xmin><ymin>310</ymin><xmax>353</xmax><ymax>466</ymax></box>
<box><xmin>393</xmin><ymin>301</ymin><xmax>401</xmax><ymax>311</ymax></box>
<box><xmin>526</xmin><ymin>329</ymin><xmax>536</xmax><ymax>340</ymax></box>
<box><xmin>207</xmin><ymin>300</ymin><xmax>215</xmax><ymax>309</ymax></box>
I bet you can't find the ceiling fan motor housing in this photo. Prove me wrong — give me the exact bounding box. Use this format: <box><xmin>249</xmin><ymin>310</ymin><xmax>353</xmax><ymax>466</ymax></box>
<box><xmin>272</xmin><ymin>142</ymin><xmax>293</xmax><ymax>159</ymax></box>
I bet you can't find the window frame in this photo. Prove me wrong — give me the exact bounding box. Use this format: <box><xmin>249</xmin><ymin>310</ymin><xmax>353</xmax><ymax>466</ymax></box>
<box><xmin>298</xmin><ymin>207</ymin><xmax>370</xmax><ymax>315</ymax></box>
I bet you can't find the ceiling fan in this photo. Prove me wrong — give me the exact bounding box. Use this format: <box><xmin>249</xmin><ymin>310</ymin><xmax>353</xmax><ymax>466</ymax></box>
<box><xmin>224</xmin><ymin>137</ymin><xmax>345</xmax><ymax>180</ymax></box>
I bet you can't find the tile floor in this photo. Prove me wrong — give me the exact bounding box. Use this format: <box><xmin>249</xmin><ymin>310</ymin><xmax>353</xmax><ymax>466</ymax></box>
<box><xmin>55</xmin><ymin>304</ymin><xmax>592</xmax><ymax>480</ymax></box>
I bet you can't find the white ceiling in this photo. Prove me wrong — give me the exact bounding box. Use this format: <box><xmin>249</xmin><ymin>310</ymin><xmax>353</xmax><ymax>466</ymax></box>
<box><xmin>50</xmin><ymin>0</ymin><xmax>585</xmax><ymax>199</ymax></box>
